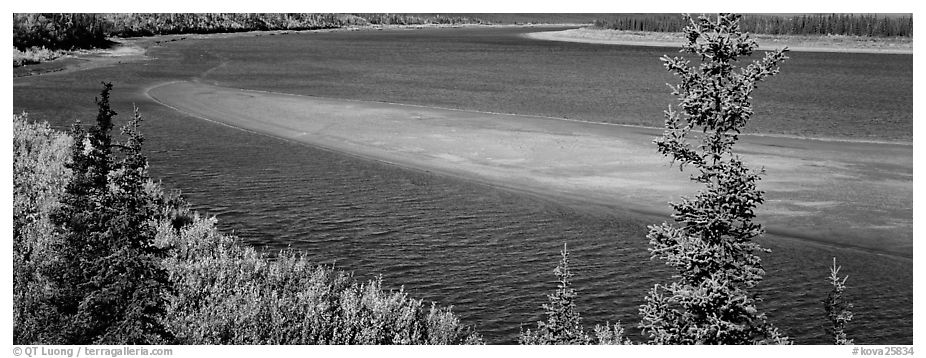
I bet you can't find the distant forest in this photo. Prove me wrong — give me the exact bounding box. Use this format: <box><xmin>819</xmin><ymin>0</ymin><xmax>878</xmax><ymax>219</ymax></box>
<box><xmin>12</xmin><ymin>13</ymin><xmax>491</xmax><ymax>50</ymax></box>
<box><xmin>13</xmin><ymin>13</ymin><xmax>913</xmax><ymax>51</ymax></box>
<box><xmin>593</xmin><ymin>13</ymin><xmax>913</xmax><ymax>38</ymax></box>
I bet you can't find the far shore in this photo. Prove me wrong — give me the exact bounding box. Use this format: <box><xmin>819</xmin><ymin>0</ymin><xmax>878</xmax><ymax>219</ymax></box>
<box><xmin>17</xmin><ymin>22</ymin><xmax>912</xmax><ymax>77</ymax></box>
<box><xmin>14</xmin><ymin>23</ymin><xmax>586</xmax><ymax>77</ymax></box>
<box><xmin>525</xmin><ymin>28</ymin><xmax>913</xmax><ymax>54</ymax></box>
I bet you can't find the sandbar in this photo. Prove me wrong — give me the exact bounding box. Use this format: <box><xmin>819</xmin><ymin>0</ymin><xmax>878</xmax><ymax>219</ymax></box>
<box><xmin>525</xmin><ymin>28</ymin><xmax>913</xmax><ymax>54</ymax></box>
<box><xmin>147</xmin><ymin>81</ymin><xmax>912</xmax><ymax>257</ymax></box>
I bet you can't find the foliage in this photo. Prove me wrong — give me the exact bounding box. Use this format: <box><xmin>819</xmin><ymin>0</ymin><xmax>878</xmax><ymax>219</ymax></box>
<box><xmin>358</xmin><ymin>13</ymin><xmax>487</xmax><ymax>25</ymax></box>
<box><xmin>13</xmin><ymin>87</ymin><xmax>481</xmax><ymax>345</ymax></box>
<box><xmin>13</xmin><ymin>46</ymin><xmax>67</xmax><ymax>67</ymax></box>
<box><xmin>13</xmin><ymin>113</ymin><xmax>74</xmax><ymax>344</ymax></box>
<box><xmin>156</xmin><ymin>216</ymin><xmax>482</xmax><ymax>344</ymax></box>
<box><xmin>13</xmin><ymin>14</ymin><xmax>109</xmax><ymax>50</ymax></box>
<box><xmin>520</xmin><ymin>244</ymin><xmax>629</xmax><ymax>345</ymax></box>
<box><xmin>824</xmin><ymin>258</ymin><xmax>853</xmax><ymax>345</ymax></box>
<box><xmin>593</xmin><ymin>322</ymin><xmax>632</xmax><ymax>345</ymax></box>
<box><xmin>638</xmin><ymin>14</ymin><xmax>790</xmax><ymax>344</ymax></box>
<box><xmin>593</xmin><ymin>13</ymin><xmax>913</xmax><ymax>38</ymax></box>
<box><xmin>44</xmin><ymin>83</ymin><xmax>173</xmax><ymax>344</ymax></box>
<box><xmin>101</xmin><ymin>13</ymin><xmax>366</xmax><ymax>37</ymax></box>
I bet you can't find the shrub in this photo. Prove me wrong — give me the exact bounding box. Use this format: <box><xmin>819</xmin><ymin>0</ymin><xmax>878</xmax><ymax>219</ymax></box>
<box><xmin>13</xmin><ymin>113</ymin><xmax>73</xmax><ymax>344</ymax></box>
<box><xmin>638</xmin><ymin>13</ymin><xmax>790</xmax><ymax>344</ymax></box>
<box><xmin>593</xmin><ymin>322</ymin><xmax>632</xmax><ymax>345</ymax></box>
<box><xmin>156</xmin><ymin>216</ymin><xmax>482</xmax><ymax>344</ymax></box>
<box><xmin>13</xmin><ymin>46</ymin><xmax>66</xmax><ymax>67</ymax></box>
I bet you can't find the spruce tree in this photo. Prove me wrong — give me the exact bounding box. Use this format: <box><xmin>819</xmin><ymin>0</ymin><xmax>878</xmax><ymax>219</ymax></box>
<box><xmin>824</xmin><ymin>258</ymin><xmax>853</xmax><ymax>345</ymax></box>
<box><xmin>520</xmin><ymin>244</ymin><xmax>591</xmax><ymax>345</ymax></box>
<box><xmin>638</xmin><ymin>14</ymin><xmax>789</xmax><ymax>344</ymax></box>
<box><xmin>48</xmin><ymin>83</ymin><xmax>172</xmax><ymax>344</ymax></box>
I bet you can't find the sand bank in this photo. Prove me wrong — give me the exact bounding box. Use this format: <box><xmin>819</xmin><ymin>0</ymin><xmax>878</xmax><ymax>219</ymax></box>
<box><xmin>525</xmin><ymin>28</ymin><xmax>913</xmax><ymax>54</ymax></box>
<box><xmin>146</xmin><ymin>81</ymin><xmax>911</xmax><ymax>257</ymax></box>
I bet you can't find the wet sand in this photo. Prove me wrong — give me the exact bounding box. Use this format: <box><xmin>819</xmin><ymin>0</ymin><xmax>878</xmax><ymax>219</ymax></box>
<box><xmin>146</xmin><ymin>81</ymin><xmax>912</xmax><ymax>257</ymax></box>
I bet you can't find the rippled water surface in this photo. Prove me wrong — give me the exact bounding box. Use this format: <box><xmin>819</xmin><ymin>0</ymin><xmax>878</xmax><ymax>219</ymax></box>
<box><xmin>13</xmin><ymin>27</ymin><xmax>912</xmax><ymax>344</ymax></box>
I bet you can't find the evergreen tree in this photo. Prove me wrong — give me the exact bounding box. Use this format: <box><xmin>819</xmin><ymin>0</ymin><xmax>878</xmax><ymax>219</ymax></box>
<box><xmin>520</xmin><ymin>244</ymin><xmax>591</xmax><ymax>345</ymax></box>
<box><xmin>638</xmin><ymin>14</ymin><xmax>789</xmax><ymax>344</ymax></box>
<box><xmin>824</xmin><ymin>258</ymin><xmax>853</xmax><ymax>345</ymax></box>
<box><xmin>48</xmin><ymin>83</ymin><xmax>173</xmax><ymax>344</ymax></box>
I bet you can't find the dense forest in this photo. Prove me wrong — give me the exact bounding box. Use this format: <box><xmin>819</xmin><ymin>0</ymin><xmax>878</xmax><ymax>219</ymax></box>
<box><xmin>593</xmin><ymin>13</ymin><xmax>913</xmax><ymax>37</ymax></box>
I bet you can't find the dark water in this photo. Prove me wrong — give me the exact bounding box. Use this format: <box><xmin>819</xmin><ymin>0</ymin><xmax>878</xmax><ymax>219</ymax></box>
<box><xmin>191</xmin><ymin>27</ymin><xmax>912</xmax><ymax>142</ymax></box>
<box><xmin>13</xmin><ymin>27</ymin><xmax>912</xmax><ymax>344</ymax></box>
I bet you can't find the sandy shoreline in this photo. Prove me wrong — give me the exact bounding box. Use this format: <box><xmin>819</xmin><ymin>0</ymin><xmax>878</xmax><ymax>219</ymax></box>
<box><xmin>525</xmin><ymin>28</ymin><xmax>914</xmax><ymax>54</ymax></box>
<box><xmin>13</xmin><ymin>39</ymin><xmax>148</xmax><ymax>78</ymax></box>
<box><xmin>146</xmin><ymin>81</ymin><xmax>911</xmax><ymax>257</ymax></box>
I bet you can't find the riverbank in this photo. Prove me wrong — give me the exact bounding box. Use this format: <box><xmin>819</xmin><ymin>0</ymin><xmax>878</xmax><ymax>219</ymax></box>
<box><xmin>526</xmin><ymin>28</ymin><xmax>913</xmax><ymax>54</ymax></box>
<box><xmin>12</xmin><ymin>39</ymin><xmax>147</xmax><ymax>77</ymax></box>
<box><xmin>13</xmin><ymin>23</ymin><xmax>583</xmax><ymax>76</ymax></box>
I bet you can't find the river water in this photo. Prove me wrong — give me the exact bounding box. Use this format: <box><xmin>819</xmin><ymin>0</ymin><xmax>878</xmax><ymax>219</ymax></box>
<box><xmin>13</xmin><ymin>26</ymin><xmax>912</xmax><ymax>344</ymax></box>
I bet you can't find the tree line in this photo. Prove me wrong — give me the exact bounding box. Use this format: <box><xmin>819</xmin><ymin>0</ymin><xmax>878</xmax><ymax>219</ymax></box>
<box><xmin>12</xmin><ymin>13</ymin><xmax>494</xmax><ymax>51</ymax></box>
<box><xmin>593</xmin><ymin>13</ymin><xmax>912</xmax><ymax>38</ymax></box>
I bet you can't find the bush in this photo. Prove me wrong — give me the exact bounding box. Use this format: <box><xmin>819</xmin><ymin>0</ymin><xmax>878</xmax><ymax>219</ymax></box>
<box><xmin>156</xmin><ymin>216</ymin><xmax>481</xmax><ymax>344</ymax></box>
<box><xmin>638</xmin><ymin>13</ymin><xmax>790</xmax><ymax>344</ymax></box>
<box><xmin>13</xmin><ymin>46</ymin><xmax>67</xmax><ymax>67</ymax></box>
<box><xmin>13</xmin><ymin>113</ymin><xmax>73</xmax><ymax>344</ymax></box>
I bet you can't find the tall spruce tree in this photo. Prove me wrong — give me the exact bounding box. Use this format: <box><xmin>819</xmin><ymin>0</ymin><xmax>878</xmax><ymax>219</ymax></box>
<box><xmin>638</xmin><ymin>14</ymin><xmax>789</xmax><ymax>344</ymax></box>
<box><xmin>48</xmin><ymin>83</ymin><xmax>172</xmax><ymax>344</ymax></box>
